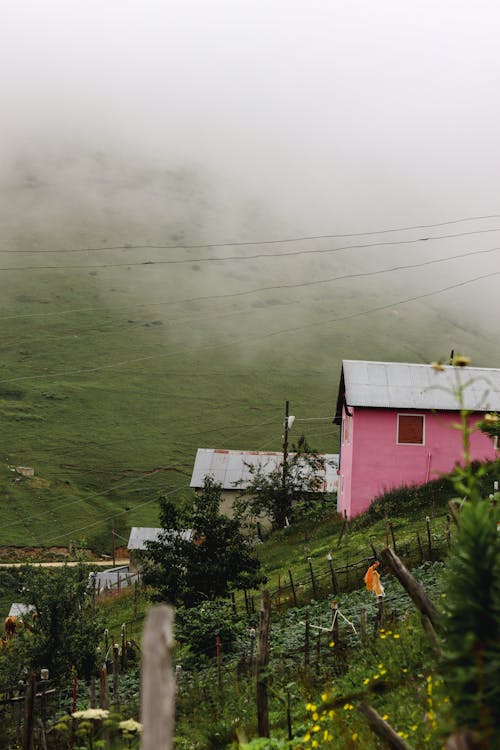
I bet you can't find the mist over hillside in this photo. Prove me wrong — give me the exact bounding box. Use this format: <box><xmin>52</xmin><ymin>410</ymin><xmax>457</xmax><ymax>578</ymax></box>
<box><xmin>0</xmin><ymin>147</ymin><xmax>498</xmax><ymax>549</ymax></box>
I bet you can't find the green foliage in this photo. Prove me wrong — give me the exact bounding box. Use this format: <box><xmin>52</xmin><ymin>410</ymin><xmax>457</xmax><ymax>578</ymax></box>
<box><xmin>234</xmin><ymin>436</ymin><xmax>332</xmax><ymax>529</ymax></box>
<box><xmin>176</xmin><ymin>601</ymin><xmax>245</xmax><ymax>662</ymax></box>
<box><xmin>142</xmin><ymin>477</ymin><xmax>266</xmax><ymax>606</ymax></box>
<box><xmin>18</xmin><ymin>563</ymin><xmax>104</xmax><ymax>682</ymax></box>
<box><xmin>442</xmin><ymin>499</ymin><xmax>500</xmax><ymax>744</ymax></box>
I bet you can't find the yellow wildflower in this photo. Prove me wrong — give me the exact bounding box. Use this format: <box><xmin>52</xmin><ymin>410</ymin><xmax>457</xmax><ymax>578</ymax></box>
<box><xmin>352</xmin><ymin>733</ymin><xmax>359</xmax><ymax>741</ymax></box>
<box><xmin>452</xmin><ymin>354</ymin><xmax>471</xmax><ymax>367</ymax></box>
<box><xmin>431</xmin><ymin>361</ymin><xmax>445</xmax><ymax>372</ymax></box>
<box><xmin>363</xmin><ymin>678</ymin><xmax>370</xmax><ymax>685</ymax></box>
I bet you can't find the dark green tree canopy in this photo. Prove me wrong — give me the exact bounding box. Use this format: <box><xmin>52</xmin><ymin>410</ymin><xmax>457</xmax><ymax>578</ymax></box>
<box><xmin>142</xmin><ymin>476</ymin><xmax>266</xmax><ymax>606</ymax></box>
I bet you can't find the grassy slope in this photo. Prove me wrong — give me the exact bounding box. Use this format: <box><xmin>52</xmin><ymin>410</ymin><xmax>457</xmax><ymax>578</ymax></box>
<box><xmin>1</xmin><ymin>152</ymin><xmax>499</xmax><ymax>552</ymax></box>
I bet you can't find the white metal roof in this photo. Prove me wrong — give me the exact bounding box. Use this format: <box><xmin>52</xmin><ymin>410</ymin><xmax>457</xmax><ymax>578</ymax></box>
<box><xmin>8</xmin><ymin>603</ymin><xmax>36</xmax><ymax>618</ymax></box>
<box><xmin>336</xmin><ymin>360</ymin><xmax>500</xmax><ymax>417</ymax></box>
<box><xmin>190</xmin><ymin>449</ymin><xmax>339</xmax><ymax>492</ymax></box>
<box><xmin>127</xmin><ymin>527</ymin><xmax>192</xmax><ymax>550</ymax></box>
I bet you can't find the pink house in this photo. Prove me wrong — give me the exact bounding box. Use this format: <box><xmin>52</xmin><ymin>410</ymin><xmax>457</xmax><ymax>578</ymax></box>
<box><xmin>334</xmin><ymin>360</ymin><xmax>500</xmax><ymax>518</ymax></box>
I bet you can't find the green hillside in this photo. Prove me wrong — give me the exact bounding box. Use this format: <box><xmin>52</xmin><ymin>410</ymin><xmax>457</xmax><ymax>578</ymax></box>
<box><xmin>1</xmin><ymin>151</ymin><xmax>499</xmax><ymax>552</ymax></box>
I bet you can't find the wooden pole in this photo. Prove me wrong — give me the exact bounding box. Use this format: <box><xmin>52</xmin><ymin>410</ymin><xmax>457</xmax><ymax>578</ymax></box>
<box><xmin>358</xmin><ymin>702</ymin><xmax>414</xmax><ymax>750</ymax></box>
<box><xmin>416</xmin><ymin>531</ymin><xmax>424</xmax><ymax>562</ymax></box>
<box><xmin>304</xmin><ymin>608</ymin><xmax>310</xmax><ymax>668</ymax></box>
<box><xmin>288</xmin><ymin>569</ymin><xmax>298</xmax><ymax>607</ymax></box>
<box><xmin>282</xmin><ymin>401</ymin><xmax>289</xmax><ymax>490</ymax></box>
<box><xmin>389</xmin><ymin>522</ymin><xmax>397</xmax><ymax>553</ymax></box>
<box><xmin>256</xmin><ymin>591</ymin><xmax>271</xmax><ymax>738</ymax></box>
<box><xmin>140</xmin><ymin>605</ymin><xmax>175</xmax><ymax>750</ymax></box>
<box><xmin>381</xmin><ymin>547</ymin><xmax>440</xmax><ymax>630</ymax></box>
<box><xmin>307</xmin><ymin>558</ymin><xmax>317</xmax><ymax>598</ymax></box>
<box><xmin>360</xmin><ymin>608</ymin><xmax>367</xmax><ymax>645</ymax></box>
<box><xmin>113</xmin><ymin>644</ymin><xmax>120</xmax><ymax>711</ymax></box>
<box><xmin>121</xmin><ymin>624</ymin><xmax>127</xmax><ymax>670</ymax></box>
<box><xmin>327</xmin><ymin>553</ymin><xmax>338</xmax><ymax>595</ymax></box>
<box><xmin>216</xmin><ymin>636</ymin><xmax>222</xmax><ymax>689</ymax></box>
<box><xmin>112</xmin><ymin>521</ymin><xmax>116</xmax><ymax>568</ymax></box>
<box><xmin>249</xmin><ymin>627</ymin><xmax>256</xmax><ymax>673</ymax></box>
<box><xmin>99</xmin><ymin>666</ymin><xmax>109</xmax><ymax>710</ymax></box>
<box><xmin>332</xmin><ymin>601</ymin><xmax>339</xmax><ymax>647</ymax></box>
<box><xmin>22</xmin><ymin>673</ymin><xmax>36</xmax><ymax>750</ymax></box>
<box><xmin>426</xmin><ymin>516</ymin><xmax>432</xmax><ymax>559</ymax></box>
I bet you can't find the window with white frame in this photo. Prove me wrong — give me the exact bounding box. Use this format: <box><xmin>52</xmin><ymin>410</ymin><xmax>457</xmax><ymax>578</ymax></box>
<box><xmin>397</xmin><ymin>414</ymin><xmax>425</xmax><ymax>445</ymax></box>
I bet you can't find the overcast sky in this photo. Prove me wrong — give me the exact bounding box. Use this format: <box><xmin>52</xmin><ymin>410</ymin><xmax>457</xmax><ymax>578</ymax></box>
<box><xmin>2</xmin><ymin>0</ymin><xmax>500</xmax><ymax>232</ymax></box>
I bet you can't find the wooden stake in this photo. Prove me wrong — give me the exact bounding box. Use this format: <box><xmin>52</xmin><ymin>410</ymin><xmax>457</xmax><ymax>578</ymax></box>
<box><xmin>22</xmin><ymin>673</ymin><xmax>36</xmax><ymax>750</ymax></box>
<box><xmin>216</xmin><ymin>636</ymin><xmax>222</xmax><ymax>689</ymax></box>
<box><xmin>140</xmin><ymin>605</ymin><xmax>175</xmax><ymax>750</ymax></box>
<box><xmin>327</xmin><ymin>553</ymin><xmax>338</xmax><ymax>595</ymax></box>
<box><xmin>307</xmin><ymin>558</ymin><xmax>317</xmax><ymax>598</ymax></box>
<box><xmin>426</xmin><ymin>516</ymin><xmax>432</xmax><ymax>559</ymax></box>
<box><xmin>99</xmin><ymin>666</ymin><xmax>109</xmax><ymax>710</ymax></box>
<box><xmin>381</xmin><ymin>547</ymin><xmax>440</xmax><ymax>630</ymax></box>
<box><xmin>358</xmin><ymin>702</ymin><xmax>414</xmax><ymax>750</ymax></box>
<box><xmin>304</xmin><ymin>608</ymin><xmax>310</xmax><ymax>668</ymax></box>
<box><xmin>256</xmin><ymin>591</ymin><xmax>271</xmax><ymax>738</ymax></box>
<box><xmin>113</xmin><ymin>644</ymin><xmax>120</xmax><ymax>711</ymax></box>
<box><xmin>288</xmin><ymin>569</ymin><xmax>298</xmax><ymax>607</ymax></box>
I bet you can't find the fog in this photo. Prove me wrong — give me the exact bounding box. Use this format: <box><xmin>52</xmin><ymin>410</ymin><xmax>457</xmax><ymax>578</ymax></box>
<box><xmin>2</xmin><ymin>0</ymin><xmax>500</xmax><ymax>363</ymax></box>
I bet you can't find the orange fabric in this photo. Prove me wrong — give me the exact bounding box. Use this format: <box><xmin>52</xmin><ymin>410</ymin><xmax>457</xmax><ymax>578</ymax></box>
<box><xmin>364</xmin><ymin>562</ymin><xmax>385</xmax><ymax>597</ymax></box>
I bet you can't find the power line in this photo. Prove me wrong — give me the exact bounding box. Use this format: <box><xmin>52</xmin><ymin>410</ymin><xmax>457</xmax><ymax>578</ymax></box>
<box><xmin>1</xmin><ymin>229</ymin><xmax>500</xmax><ymax>271</ymax></box>
<box><xmin>1</xmin><ymin>243</ymin><xmax>498</xmax><ymax>331</ymax></box>
<box><xmin>1</xmin><ymin>268</ymin><xmax>498</xmax><ymax>387</ymax></box>
<box><xmin>3</xmin><ymin>212</ymin><xmax>500</xmax><ymax>254</ymax></box>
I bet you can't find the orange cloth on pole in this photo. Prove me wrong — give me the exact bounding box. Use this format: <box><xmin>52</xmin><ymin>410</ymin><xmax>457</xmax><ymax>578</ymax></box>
<box><xmin>364</xmin><ymin>562</ymin><xmax>385</xmax><ymax>597</ymax></box>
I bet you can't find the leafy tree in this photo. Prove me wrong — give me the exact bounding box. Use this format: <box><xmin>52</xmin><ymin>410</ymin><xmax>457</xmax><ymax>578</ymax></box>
<box><xmin>142</xmin><ymin>476</ymin><xmax>266</xmax><ymax>606</ymax></box>
<box><xmin>234</xmin><ymin>436</ymin><xmax>334</xmax><ymax>529</ymax></box>
<box><xmin>16</xmin><ymin>563</ymin><xmax>103</xmax><ymax>682</ymax></box>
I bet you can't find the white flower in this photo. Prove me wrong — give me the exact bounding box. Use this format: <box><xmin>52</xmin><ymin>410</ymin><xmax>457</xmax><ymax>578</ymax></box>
<box><xmin>72</xmin><ymin>708</ymin><xmax>109</xmax><ymax>720</ymax></box>
<box><xmin>119</xmin><ymin>718</ymin><xmax>142</xmax><ymax>733</ymax></box>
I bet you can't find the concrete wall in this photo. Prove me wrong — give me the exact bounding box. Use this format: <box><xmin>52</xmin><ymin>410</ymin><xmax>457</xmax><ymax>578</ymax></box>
<box><xmin>342</xmin><ymin>407</ymin><xmax>497</xmax><ymax>517</ymax></box>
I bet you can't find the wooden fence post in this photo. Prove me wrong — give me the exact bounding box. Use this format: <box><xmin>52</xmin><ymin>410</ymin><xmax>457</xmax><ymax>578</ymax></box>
<box><xmin>360</xmin><ymin>608</ymin><xmax>367</xmax><ymax>644</ymax></box>
<box><xmin>288</xmin><ymin>569</ymin><xmax>298</xmax><ymax>607</ymax></box>
<box><xmin>99</xmin><ymin>666</ymin><xmax>109</xmax><ymax>710</ymax></box>
<box><xmin>327</xmin><ymin>553</ymin><xmax>338</xmax><ymax>595</ymax></box>
<box><xmin>22</xmin><ymin>672</ymin><xmax>36</xmax><ymax>750</ymax></box>
<box><xmin>426</xmin><ymin>516</ymin><xmax>433</xmax><ymax>559</ymax></box>
<box><xmin>121</xmin><ymin>624</ymin><xmax>127</xmax><ymax>670</ymax></box>
<box><xmin>216</xmin><ymin>636</ymin><xmax>222</xmax><ymax>689</ymax></box>
<box><xmin>332</xmin><ymin>601</ymin><xmax>339</xmax><ymax>647</ymax></box>
<box><xmin>113</xmin><ymin>644</ymin><xmax>120</xmax><ymax>711</ymax></box>
<box><xmin>381</xmin><ymin>547</ymin><xmax>440</xmax><ymax>630</ymax></box>
<box><xmin>307</xmin><ymin>558</ymin><xmax>317</xmax><ymax>598</ymax></box>
<box><xmin>358</xmin><ymin>702</ymin><xmax>414</xmax><ymax>750</ymax></box>
<box><xmin>304</xmin><ymin>608</ymin><xmax>310</xmax><ymax>668</ymax></box>
<box><xmin>416</xmin><ymin>531</ymin><xmax>424</xmax><ymax>562</ymax></box>
<box><xmin>256</xmin><ymin>591</ymin><xmax>271</xmax><ymax>738</ymax></box>
<box><xmin>140</xmin><ymin>605</ymin><xmax>175</xmax><ymax>750</ymax></box>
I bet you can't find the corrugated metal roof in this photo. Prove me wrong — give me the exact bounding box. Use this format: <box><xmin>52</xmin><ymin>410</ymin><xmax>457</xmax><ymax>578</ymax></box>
<box><xmin>8</xmin><ymin>603</ymin><xmax>36</xmax><ymax>618</ymax></box>
<box><xmin>88</xmin><ymin>566</ymin><xmax>130</xmax><ymax>589</ymax></box>
<box><xmin>190</xmin><ymin>449</ymin><xmax>339</xmax><ymax>492</ymax></box>
<box><xmin>127</xmin><ymin>527</ymin><xmax>192</xmax><ymax>550</ymax></box>
<box><xmin>337</xmin><ymin>360</ymin><xmax>500</xmax><ymax>415</ymax></box>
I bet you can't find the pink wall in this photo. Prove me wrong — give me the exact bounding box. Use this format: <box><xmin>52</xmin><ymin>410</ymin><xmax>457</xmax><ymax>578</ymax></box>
<box><xmin>338</xmin><ymin>406</ymin><xmax>497</xmax><ymax>518</ymax></box>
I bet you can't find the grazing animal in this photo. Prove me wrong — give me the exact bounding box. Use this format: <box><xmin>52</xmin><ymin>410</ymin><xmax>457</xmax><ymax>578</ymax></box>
<box><xmin>4</xmin><ymin>616</ymin><xmax>18</xmax><ymax>640</ymax></box>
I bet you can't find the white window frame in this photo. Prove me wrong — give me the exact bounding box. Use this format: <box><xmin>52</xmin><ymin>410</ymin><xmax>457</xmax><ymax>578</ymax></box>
<box><xmin>397</xmin><ymin>413</ymin><xmax>425</xmax><ymax>446</ymax></box>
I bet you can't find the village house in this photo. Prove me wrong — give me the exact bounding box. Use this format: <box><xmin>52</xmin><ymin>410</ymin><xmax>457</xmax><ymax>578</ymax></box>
<box><xmin>334</xmin><ymin>360</ymin><xmax>500</xmax><ymax>518</ymax></box>
<box><xmin>189</xmin><ymin>448</ymin><xmax>339</xmax><ymax>517</ymax></box>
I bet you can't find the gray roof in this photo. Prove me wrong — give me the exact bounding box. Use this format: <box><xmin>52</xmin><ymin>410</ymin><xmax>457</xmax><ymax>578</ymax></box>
<box><xmin>88</xmin><ymin>566</ymin><xmax>131</xmax><ymax>589</ymax></box>
<box><xmin>127</xmin><ymin>527</ymin><xmax>192</xmax><ymax>550</ymax></box>
<box><xmin>190</xmin><ymin>449</ymin><xmax>339</xmax><ymax>492</ymax></box>
<box><xmin>335</xmin><ymin>360</ymin><xmax>500</xmax><ymax>421</ymax></box>
<box><xmin>8</xmin><ymin>603</ymin><xmax>36</xmax><ymax>618</ymax></box>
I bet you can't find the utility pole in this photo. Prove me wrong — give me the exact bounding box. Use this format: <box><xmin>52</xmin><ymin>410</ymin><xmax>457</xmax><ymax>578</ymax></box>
<box><xmin>282</xmin><ymin>400</ymin><xmax>289</xmax><ymax>490</ymax></box>
<box><xmin>112</xmin><ymin>521</ymin><xmax>116</xmax><ymax>568</ymax></box>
